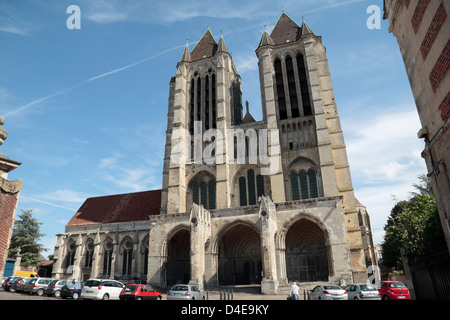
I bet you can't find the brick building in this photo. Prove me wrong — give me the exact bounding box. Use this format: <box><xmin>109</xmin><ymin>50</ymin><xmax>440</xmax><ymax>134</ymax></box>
<box><xmin>384</xmin><ymin>0</ymin><xmax>450</xmax><ymax>253</ymax></box>
<box><xmin>0</xmin><ymin>116</ymin><xmax>23</xmax><ymax>280</ymax></box>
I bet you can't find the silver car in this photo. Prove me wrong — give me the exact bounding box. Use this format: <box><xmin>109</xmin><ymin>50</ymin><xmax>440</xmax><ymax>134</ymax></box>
<box><xmin>45</xmin><ymin>279</ymin><xmax>67</xmax><ymax>297</ymax></box>
<box><xmin>25</xmin><ymin>278</ymin><xmax>53</xmax><ymax>296</ymax></box>
<box><xmin>309</xmin><ymin>284</ymin><xmax>348</xmax><ymax>300</ymax></box>
<box><xmin>345</xmin><ymin>283</ymin><xmax>381</xmax><ymax>300</ymax></box>
<box><xmin>167</xmin><ymin>284</ymin><xmax>204</xmax><ymax>300</ymax></box>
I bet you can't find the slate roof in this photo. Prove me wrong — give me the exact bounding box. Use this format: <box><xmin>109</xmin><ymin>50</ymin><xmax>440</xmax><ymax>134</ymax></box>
<box><xmin>270</xmin><ymin>13</ymin><xmax>302</xmax><ymax>45</ymax></box>
<box><xmin>190</xmin><ymin>29</ymin><xmax>219</xmax><ymax>61</ymax></box>
<box><xmin>66</xmin><ymin>190</ymin><xmax>161</xmax><ymax>227</ymax></box>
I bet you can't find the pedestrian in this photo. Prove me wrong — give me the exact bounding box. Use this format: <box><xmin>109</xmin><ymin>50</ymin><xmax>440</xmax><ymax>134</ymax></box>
<box><xmin>290</xmin><ymin>282</ymin><xmax>300</xmax><ymax>300</ymax></box>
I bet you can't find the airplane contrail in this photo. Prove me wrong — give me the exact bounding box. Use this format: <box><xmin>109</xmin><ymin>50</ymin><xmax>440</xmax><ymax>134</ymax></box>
<box><xmin>4</xmin><ymin>43</ymin><xmax>186</xmax><ymax>117</ymax></box>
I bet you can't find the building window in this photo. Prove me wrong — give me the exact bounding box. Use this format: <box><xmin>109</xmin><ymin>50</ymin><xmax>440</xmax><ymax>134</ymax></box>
<box><xmin>122</xmin><ymin>240</ymin><xmax>133</xmax><ymax>276</ymax></box>
<box><xmin>297</xmin><ymin>53</ymin><xmax>312</xmax><ymax>116</ymax></box>
<box><xmin>274</xmin><ymin>58</ymin><xmax>287</xmax><ymax>120</ymax></box>
<box><xmin>191</xmin><ymin>174</ymin><xmax>216</xmax><ymax>210</ymax></box>
<box><xmin>85</xmin><ymin>241</ymin><xmax>94</xmax><ymax>268</ymax></box>
<box><xmin>290</xmin><ymin>169</ymin><xmax>319</xmax><ymax>200</ymax></box>
<box><xmin>188</xmin><ymin>73</ymin><xmax>217</xmax><ymax>134</ymax></box>
<box><xmin>103</xmin><ymin>240</ymin><xmax>113</xmax><ymax>276</ymax></box>
<box><xmin>66</xmin><ymin>242</ymin><xmax>76</xmax><ymax>268</ymax></box>
<box><xmin>238</xmin><ymin>170</ymin><xmax>265</xmax><ymax>206</ymax></box>
<box><xmin>286</xmin><ymin>55</ymin><xmax>300</xmax><ymax>118</ymax></box>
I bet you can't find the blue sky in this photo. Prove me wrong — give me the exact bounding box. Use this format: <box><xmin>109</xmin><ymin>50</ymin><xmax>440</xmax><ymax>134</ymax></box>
<box><xmin>0</xmin><ymin>0</ymin><xmax>427</xmax><ymax>257</ymax></box>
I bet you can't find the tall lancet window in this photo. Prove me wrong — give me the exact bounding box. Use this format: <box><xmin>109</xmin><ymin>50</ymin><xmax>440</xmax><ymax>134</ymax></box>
<box><xmin>188</xmin><ymin>73</ymin><xmax>217</xmax><ymax>133</ymax></box>
<box><xmin>296</xmin><ymin>53</ymin><xmax>312</xmax><ymax>116</ymax></box>
<box><xmin>286</xmin><ymin>56</ymin><xmax>300</xmax><ymax>118</ymax></box>
<box><xmin>274</xmin><ymin>58</ymin><xmax>287</xmax><ymax>120</ymax></box>
<box><xmin>189</xmin><ymin>78</ymin><xmax>195</xmax><ymax>135</ymax></box>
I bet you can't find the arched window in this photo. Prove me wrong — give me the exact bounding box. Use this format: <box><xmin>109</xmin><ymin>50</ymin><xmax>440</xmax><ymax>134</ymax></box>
<box><xmin>238</xmin><ymin>170</ymin><xmax>265</xmax><ymax>206</ymax></box>
<box><xmin>290</xmin><ymin>169</ymin><xmax>319</xmax><ymax>200</ymax></box>
<box><xmin>66</xmin><ymin>241</ymin><xmax>76</xmax><ymax>268</ymax></box>
<box><xmin>103</xmin><ymin>240</ymin><xmax>113</xmax><ymax>276</ymax></box>
<box><xmin>286</xmin><ymin>56</ymin><xmax>300</xmax><ymax>118</ymax></box>
<box><xmin>189</xmin><ymin>78</ymin><xmax>195</xmax><ymax>135</ymax></box>
<box><xmin>274</xmin><ymin>58</ymin><xmax>287</xmax><ymax>120</ymax></box>
<box><xmin>84</xmin><ymin>240</ymin><xmax>94</xmax><ymax>268</ymax></box>
<box><xmin>296</xmin><ymin>53</ymin><xmax>312</xmax><ymax>116</ymax></box>
<box><xmin>188</xmin><ymin>73</ymin><xmax>217</xmax><ymax>134</ymax></box>
<box><xmin>190</xmin><ymin>174</ymin><xmax>216</xmax><ymax>210</ymax></box>
<box><xmin>122</xmin><ymin>239</ymin><xmax>133</xmax><ymax>276</ymax></box>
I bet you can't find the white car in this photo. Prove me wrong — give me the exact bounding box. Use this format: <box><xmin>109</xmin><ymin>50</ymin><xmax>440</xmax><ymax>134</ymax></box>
<box><xmin>81</xmin><ymin>279</ymin><xmax>124</xmax><ymax>300</ymax></box>
<box><xmin>167</xmin><ymin>284</ymin><xmax>204</xmax><ymax>300</ymax></box>
<box><xmin>309</xmin><ymin>284</ymin><xmax>348</xmax><ymax>300</ymax></box>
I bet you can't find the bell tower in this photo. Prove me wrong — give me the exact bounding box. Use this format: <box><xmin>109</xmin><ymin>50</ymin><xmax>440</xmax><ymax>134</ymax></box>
<box><xmin>161</xmin><ymin>29</ymin><xmax>242</xmax><ymax>215</ymax></box>
<box><xmin>255</xmin><ymin>13</ymin><xmax>369</xmax><ymax>282</ymax></box>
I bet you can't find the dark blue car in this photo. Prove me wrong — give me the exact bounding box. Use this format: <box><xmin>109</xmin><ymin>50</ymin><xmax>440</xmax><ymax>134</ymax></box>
<box><xmin>60</xmin><ymin>281</ymin><xmax>84</xmax><ymax>299</ymax></box>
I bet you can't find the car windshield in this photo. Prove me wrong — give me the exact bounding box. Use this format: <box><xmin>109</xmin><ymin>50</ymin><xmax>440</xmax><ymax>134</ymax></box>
<box><xmin>323</xmin><ymin>285</ymin><xmax>341</xmax><ymax>290</ymax></box>
<box><xmin>171</xmin><ymin>285</ymin><xmax>188</xmax><ymax>291</ymax></box>
<box><xmin>389</xmin><ymin>282</ymin><xmax>406</xmax><ymax>288</ymax></box>
<box><xmin>124</xmin><ymin>285</ymin><xmax>137</xmax><ymax>292</ymax></box>
<box><xmin>360</xmin><ymin>284</ymin><xmax>377</xmax><ymax>291</ymax></box>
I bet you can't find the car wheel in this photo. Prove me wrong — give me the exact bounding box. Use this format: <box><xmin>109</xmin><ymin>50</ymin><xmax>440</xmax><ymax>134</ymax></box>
<box><xmin>102</xmin><ymin>293</ymin><xmax>110</xmax><ymax>300</ymax></box>
<box><xmin>354</xmin><ymin>297</ymin><xmax>359</xmax><ymax>300</ymax></box>
<box><xmin>383</xmin><ymin>295</ymin><xmax>389</xmax><ymax>300</ymax></box>
<box><xmin>137</xmin><ymin>297</ymin><xmax>143</xmax><ymax>300</ymax></box>
<box><xmin>37</xmin><ymin>289</ymin><xmax>44</xmax><ymax>296</ymax></box>
<box><xmin>73</xmin><ymin>293</ymin><xmax>79</xmax><ymax>300</ymax></box>
<box><xmin>157</xmin><ymin>296</ymin><xmax>162</xmax><ymax>300</ymax></box>
<box><xmin>54</xmin><ymin>290</ymin><xmax>60</xmax><ymax>298</ymax></box>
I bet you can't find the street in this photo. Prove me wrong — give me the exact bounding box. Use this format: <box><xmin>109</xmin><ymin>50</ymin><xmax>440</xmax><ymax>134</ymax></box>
<box><xmin>0</xmin><ymin>287</ymin><xmax>64</xmax><ymax>300</ymax></box>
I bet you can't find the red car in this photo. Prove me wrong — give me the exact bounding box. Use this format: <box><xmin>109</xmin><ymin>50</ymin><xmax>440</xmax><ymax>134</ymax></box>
<box><xmin>119</xmin><ymin>284</ymin><xmax>162</xmax><ymax>300</ymax></box>
<box><xmin>378</xmin><ymin>281</ymin><xmax>411</xmax><ymax>300</ymax></box>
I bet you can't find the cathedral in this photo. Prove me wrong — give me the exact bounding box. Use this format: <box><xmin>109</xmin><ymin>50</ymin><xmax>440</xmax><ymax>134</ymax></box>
<box><xmin>52</xmin><ymin>12</ymin><xmax>377</xmax><ymax>294</ymax></box>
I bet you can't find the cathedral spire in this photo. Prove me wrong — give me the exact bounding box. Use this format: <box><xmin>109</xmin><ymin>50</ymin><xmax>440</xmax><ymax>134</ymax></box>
<box><xmin>301</xmin><ymin>20</ymin><xmax>316</xmax><ymax>36</ymax></box>
<box><xmin>180</xmin><ymin>38</ymin><xmax>191</xmax><ymax>62</ymax></box>
<box><xmin>217</xmin><ymin>31</ymin><xmax>228</xmax><ymax>53</ymax></box>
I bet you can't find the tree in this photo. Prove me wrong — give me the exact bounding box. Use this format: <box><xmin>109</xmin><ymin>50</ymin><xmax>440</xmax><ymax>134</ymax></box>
<box><xmin>381</xmin><ymin>175</ymin><xmax>446</xmax><ymax>270</ymax></box>
<box><xmin>8</xmin><ymin>209</ymin><xmax>47</xmax><ymax>267</ymax></box>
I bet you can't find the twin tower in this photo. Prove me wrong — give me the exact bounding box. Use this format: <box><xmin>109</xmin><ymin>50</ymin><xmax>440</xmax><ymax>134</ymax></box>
<box><xmin>151</xmin><ymin>12</ymin><xmax>377</xmax><ymax>292</ymax></box>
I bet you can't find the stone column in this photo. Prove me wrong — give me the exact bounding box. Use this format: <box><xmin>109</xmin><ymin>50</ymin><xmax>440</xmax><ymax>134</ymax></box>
<box><xmin>259</xmin><ymin>196</ymin><xmax>279</xmax><ymax>294</ymax></box>
<box><xmin>189</xmin><ymin>204</ymin><xmax>211</xmax><ymax>290</ymax></box>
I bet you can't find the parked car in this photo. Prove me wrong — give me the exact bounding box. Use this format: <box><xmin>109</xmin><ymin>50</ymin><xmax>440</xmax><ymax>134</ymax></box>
<box><xmin>45</xmin><ymin>279</ymin><xmax>67</xmax><ymax>297</ymax></box>
<box><xmin>25</xmin><ymin>278</ymin><xmax>53</xmax><ymax>296</ymax></box>
<box><xmin>309</xmin><ymin>284</ymin><xmax>348</xmax><ymax>300</ymax></box>
<box><xmin>81</xmin><ymin>279</ymin><xmax>124</xmax><ymax>300</ymax></box>
<box><xmin>345</xmin><ymin>283</ymin><xmax>381</xmax><ymax>300</ymax></box>
<box><xmin>1</xmin><ymin>277</ymin><xmax>8</xmax><ymax>287</ymax></box>
<box><xmin>167</xmin><ymin>284</ymin><xmax>204</xmax><ymax>300</ymax></box>
<box><xmin>2</xmin><ymin>276</ymin><xmax>21</xmax><ymax>291</ymax></box>
<box><xmin>11</xmin><ymin>277</ymin><xmax>30</xmax><ymax>293</ymax></box>
<box><xmin>14</xmin><ymin>270</ymin><xmax>38</xmax><ymax>278</ymax></box>
<box><xmin>378</xmin><ymin>281</ymin><xmax>411</xmax><ymax>300</ymax></box>
<box><xmin>119</xmin><ymin>284</ymin><xmax>163</xmax><ymax>300</ymax></box>
<box><xmin>61</xmin><ymin>281</ymin><xmax>84</xmax><ymax>299</ymax></box>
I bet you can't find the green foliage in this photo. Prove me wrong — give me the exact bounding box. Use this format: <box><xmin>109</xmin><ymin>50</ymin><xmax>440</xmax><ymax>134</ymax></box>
<box><xmin>8</xmin><ymin>209</ymin><xmax>47</xmax><ymax>267</ymax></box>
<box><xmin>381</xmin><ymin>175</ymin><xmax>446</xmax><ymax>271</ymax></box>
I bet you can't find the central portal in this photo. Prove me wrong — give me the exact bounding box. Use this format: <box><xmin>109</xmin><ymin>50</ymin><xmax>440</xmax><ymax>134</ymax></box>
<box><xmin>218</xmin><ymin>224</ymin><xmax>262</xmax><ymax>285</ymax></box>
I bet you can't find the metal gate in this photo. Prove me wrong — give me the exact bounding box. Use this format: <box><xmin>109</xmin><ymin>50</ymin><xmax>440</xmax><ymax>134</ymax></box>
<box><xmin>286</xmin><ymin>251</ymin><xmax>329</xmax><ymax>282</ymax></box>
<box><xmin>410</xmin><ymin>251</ymin><xmax>450</xmax><ymax>300</ymax></box>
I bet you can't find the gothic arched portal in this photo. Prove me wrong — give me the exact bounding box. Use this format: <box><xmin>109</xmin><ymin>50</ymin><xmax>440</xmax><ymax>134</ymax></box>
<box><xmin>218</xmin><ymin>223</ymin><xmax>262</xmax><ymax>285</ymax></box>
<box><xmin>166</xmin><ymin>229</ymin><xmax>190</xmax><ymax>286</ymax></box>
<box><xmin>285</xmin><ymin>219</ymin><xmax>330</xmax><ymax>282</ymax></box>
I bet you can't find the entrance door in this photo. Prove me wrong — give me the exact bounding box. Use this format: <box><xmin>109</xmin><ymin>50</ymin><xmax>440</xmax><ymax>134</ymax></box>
<box><xmin>166</xmin><ymin>229</ymin><xmax>190</xmax><ymax>286</ymax></box>
<box><xmin>285</xmin><ymin>219</ymin><xmax>330</xmax><ymax>282</ymax></box>
<box><xmin>218</xmin><ymin>224</ymin><xmax>262</xmax><ymax>285</ymax></box>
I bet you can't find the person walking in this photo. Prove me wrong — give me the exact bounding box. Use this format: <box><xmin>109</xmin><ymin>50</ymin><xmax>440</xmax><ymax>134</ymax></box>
<box><xmin>290</xmin><ymin>282</ymin><xmax>300</xmax><ymax>300</ymax></box>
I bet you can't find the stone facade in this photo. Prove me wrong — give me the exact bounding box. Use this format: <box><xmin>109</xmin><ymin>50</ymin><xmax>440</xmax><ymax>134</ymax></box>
<box><xmin>384</xmin><ymin>0</ymin><xmax>450</xmax><ymax>253</ymax></box>
<box><xmin>52</xmin><ymin>13</ymin><xmax>377</xmax><ymax>293</ymax></box>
